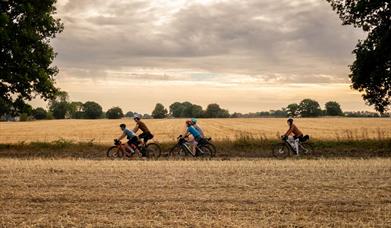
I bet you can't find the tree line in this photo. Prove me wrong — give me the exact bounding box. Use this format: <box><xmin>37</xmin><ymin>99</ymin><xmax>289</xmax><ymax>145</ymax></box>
<box><xmin>3</xmin><ymin>94</ymin><xmax>389</xmax><ymax>122</ymax></box>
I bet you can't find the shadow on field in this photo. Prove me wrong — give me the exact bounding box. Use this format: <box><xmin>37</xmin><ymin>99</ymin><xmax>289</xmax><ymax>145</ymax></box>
<box><xmin>0</xmin><ymin>136</ymin><xmax>390</xmax><ymax>159</ymax></box>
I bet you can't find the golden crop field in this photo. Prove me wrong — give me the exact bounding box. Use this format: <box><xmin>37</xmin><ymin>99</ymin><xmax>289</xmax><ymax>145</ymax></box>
<box><xmin>1</xmin><ymin>118</ymin><xmax>390</xmax><ymax>144</ymax></box>
<box><xmin>0</xmin><ymin>159</ymin><xmax>390</xmax><ymax>227</ymax></box>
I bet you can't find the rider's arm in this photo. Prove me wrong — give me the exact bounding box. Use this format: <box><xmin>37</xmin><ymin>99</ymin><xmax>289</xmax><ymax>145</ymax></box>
<box><xmin>133</xmin><ymin>124</ymin><xmax>139</xmax><ymax>133</ymax></box>
<box><xmin>284</xmin><ymin>126</ymin><xmax>293</xmax><ymax>136</ymax></box>
<box><xmin>183</xmin><ymin>127</ymin><xmax>189</xmax><ymax>137</ymax></box>
<box><xmin>117</xmin><ymin>133</ymin><xmax>126</xmax><ymax>141</ymax></box>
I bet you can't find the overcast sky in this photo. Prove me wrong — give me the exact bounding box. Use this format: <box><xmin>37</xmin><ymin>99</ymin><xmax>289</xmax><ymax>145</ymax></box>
<box><xmin>36</xmin><ymin>0</ymin><xmax>370</xmax><ymax>113</ymax></box>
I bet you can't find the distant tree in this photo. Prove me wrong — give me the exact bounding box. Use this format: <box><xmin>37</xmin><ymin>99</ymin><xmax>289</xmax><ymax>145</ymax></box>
<box><xmin>205</xmin><ymin>103</ymin><xmax>230</xmax><ymax>118</ymax></box>
<box><xmin>270</xmin><ymin>108</ymin><xmax>288</xmax><ymax>117</ymax></box>
<box><xmin>181</xmin><ymin>102</ymin><xmax>193</xmax><ymax>117</ymax></box>
<box><xmin>125</xmin><ymin>111</ymin><xmax>134</xmax><ymax>117</ymax></box>
<box><xmin>68</xmin><ymin>101</ymin><xmax>84</xmax><ymax>119</ymax></box>
<box><xmin>0</xmin><ymin>0</ymin><xmax>63</xmax><ymax>116</ymax></box>
<box><xmin>169</xmin><ymin>102</ymin><xmax>184</xmax><ymax>118</ymax></box>
<box><xmin>205</xmin><ymin>104</ymin><xmax>221</xmax><ymax>118</ymax></box>
<box><xmin>32</xmin><ymin>107</ymin><xmax>47</xmax><ymax>120</ymax></box>
<box><xmin>230</xmin><ymin>112</ymin><xmax>243</xmax><ymax>118</ymax></box>
<box><xmin>48</xmin><ymin>91</ymin><xmax>69</xmax><ymax>119</ymax></box>
<box><xmin>298</xmin><ymin>99</ymin><xmax>322</xmax><ymax>117</ymax></box>
<box><xmin>19</xmin><ymin>113</ymin><xmax>29</xmax><ymax>122</ymax></box>
<box><xmin>169</xmin><ymin>101</ymin><xmax>201</xmax><ymax>117</ymax></box>
<box><xmin>327</xmin><ymin>0</ymin><xmax>391</xmax><ymax>113</ymax></box>
<box><xmin>143</xmin><ymin>113</ymin><xmax>152</xmax><ymax>119</ymax></box>
<box><xmin>325</xmin><ymin>101</ymin><xmax>343</xmax><ymax>116</ymax></box>
<box><xmin>190</xmin><ymin>104</ymin><xmax>204</xmax><ymax>118</ymax></box>
<box><xmin>82</xmin><ymin>101</ymin><xmax>103</xmax><ymax>119</ymax></box>
<box><xmin>286</xmin><ymin>103</ymin><xmax>299</xmax><ymax>117</ymax></box>
<box><xmin>152</xmin><ymin>103</ymin><xmax>168</xmax><ymax>119</ymax></box>
<box><xmin>106</xmin><ymin>107</ymin><xmax>124</xmax><ymax>119</ymax></box>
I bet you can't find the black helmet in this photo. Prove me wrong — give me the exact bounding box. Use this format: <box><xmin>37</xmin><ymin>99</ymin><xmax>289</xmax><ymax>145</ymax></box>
<box><xmin>119</xmin><ymin>123</ymin><xmax>126</xmax><ymax>128</ymax></box>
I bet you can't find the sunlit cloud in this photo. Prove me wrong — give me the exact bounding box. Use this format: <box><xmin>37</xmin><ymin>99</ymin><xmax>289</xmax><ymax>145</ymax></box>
<box><xmin>38</xmin><ymin>0</ymin><xmax>371</xmax><ymax>113</ymax></box>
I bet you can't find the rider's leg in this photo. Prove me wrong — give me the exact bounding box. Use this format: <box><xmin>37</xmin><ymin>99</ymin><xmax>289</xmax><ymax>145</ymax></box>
<box><xmin>294</xmin><ymin>139</ymin><xmax>299</xmax><ymax>155</ymax></box>
<box><xmin>188</xmin><ymin>135</ymin><xmax>197</xmax><ymax>154</ymax></box>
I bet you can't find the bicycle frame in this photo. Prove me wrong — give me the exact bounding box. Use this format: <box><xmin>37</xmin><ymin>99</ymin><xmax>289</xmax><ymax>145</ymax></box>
<box><xmin>176</xmin><ymin>137</ymin><xmax>203</xmax><ymax>157</ymax></box>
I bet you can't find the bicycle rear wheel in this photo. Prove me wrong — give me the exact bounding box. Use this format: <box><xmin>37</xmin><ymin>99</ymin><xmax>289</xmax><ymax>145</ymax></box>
<box><xmin>145</xmin><ymin>143</ymin><xmax>162</xmax><ymax>159</ymax></box>
<box><xmin>205</xmin><ymin>142</ymin><xmax>217</xmax><ymax>157</ymax></box>
<box><xmin>198</xmin><ymin>145</ymin><xmax>213</xmax><ymax>158</ymax></box>
<box><xmin>300</xmin><ymin>142</ymin><xmax>315</xmax><ymax>156</ymax></box>
<box><xmin>272</xmin><ymin>143</ymin><xmax>290</xmax><ymax>159</ymax></box>
<box><xmin>107</xmin><ymin>146</ymin><xmax>123</xmax><ymax>159</ymax></box>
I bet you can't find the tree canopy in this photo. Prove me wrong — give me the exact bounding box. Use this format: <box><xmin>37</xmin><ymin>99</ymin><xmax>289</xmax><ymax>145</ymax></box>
<box><xmin>82</xmin><ymin>101</ymin><xmax>103</xmax><ymax>119</ymax></box>
<box><xmin>106</xmin><ymin>107</ymin><xmax>124</xmax><ymax>119</ymax></box>
<box><xmin>298</xmin><ymin>99</ymin><xmax>322</xmax><ymax>117</ymax></box>
<box><xmin>325</xmin><ymin>101</ymin><xmax>343</xmax><ymax>116</ymax></box>
<box><xmin>152</xmin><ymin>103</ymin><xmax>168</xmax><ymax>119</ymax></box>
<box><xmin>327</xmin><ymin>0</ymin><xmax>391</xmax><ymax>113</ymax></box>
<box><xmin>0</xmin><ymin>0</ymin><xmax>63</xmax><ymax>116</ymax></box>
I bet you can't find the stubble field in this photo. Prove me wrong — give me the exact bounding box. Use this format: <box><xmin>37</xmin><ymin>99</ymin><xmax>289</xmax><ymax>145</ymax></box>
<box><xmin>1</xmin><ymin>118</ymin><xmax>390</xmax><ymax>144</ymax></box>
<box><xmin>0</xmin><ymin>159</ymin><xmax>390</xmax><ymax>227</ymax></box>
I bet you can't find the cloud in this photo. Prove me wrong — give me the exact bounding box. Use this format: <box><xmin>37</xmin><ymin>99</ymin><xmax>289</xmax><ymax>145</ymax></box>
<box><xmin>39</xmin><ymin>0</ymin><xmax>373</xmax><ymax>112</ymax></box>
<box><xmin>52</xmin><ymin>0</ymin><xmax>363</xmax><ymax>85</ymax></box>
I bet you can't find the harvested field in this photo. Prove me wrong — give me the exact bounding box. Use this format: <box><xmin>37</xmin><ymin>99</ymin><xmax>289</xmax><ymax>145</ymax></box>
<box><xmin>1</xmin><ymin>118</ymin><xmax>390</xmax><ymax>144</ymax></box>
<box><xmin>0</xmin><ymin>159</ymin><xmax>390</xmax><ymax>227</ymax></box>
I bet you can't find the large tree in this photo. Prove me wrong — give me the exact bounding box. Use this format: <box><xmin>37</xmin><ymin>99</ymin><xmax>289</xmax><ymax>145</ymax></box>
<box><xmin>325</xmin><ymin>101</ymin><xmax>343</xmax><ymax>116</ymax></box>
<box><xmin>82</xmin><ymin>101</ymin><xmax>103</xmax><ymax>119</ymax></box>
<box><xmin>48</xmin><ymin>91</ymin><xmax>69</xmax><ymax>119</ymax></box>
<box><xmin>286</xmin><ymin>103</ymin><xmax>299</xmax><ymax>117</ymax></box>
<box><xmin>152</xmin><ymin>103</ymin><xmax>168</xmax><ymax>119</ymax></box>
<box><xmin>106</xmin><ymin>106</ymin><xmax>124</xmax><ymax>119</ymax></box>
<box><xmin>0</xmin><ymin>0</ymin><xmax>63</xmax><ymax>116</ymax></box>
<box><xmin>298</xmin><ymin>99</ymin><xmax>322</xmax><ymax>117</ymax></box>
<box><xmin>327</xmin><ymin>0</ymin><xmax>391</xmax><ymax>113</ymax></box>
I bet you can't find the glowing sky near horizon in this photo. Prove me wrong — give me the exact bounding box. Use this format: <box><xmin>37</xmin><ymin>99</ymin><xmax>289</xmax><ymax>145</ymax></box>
<box><xmin>32</xmin><ymin>0</ymin><xmax>372</xmax><ymax>113</ymax></box>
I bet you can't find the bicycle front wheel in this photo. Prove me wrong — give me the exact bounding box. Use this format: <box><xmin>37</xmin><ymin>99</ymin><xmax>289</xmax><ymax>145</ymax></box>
<box><xmin>272</xmin><ymin>143</ymin><xmax>290</xmax><ymax>159</ymax></box>
<box><xmin>107</xmin><ymin>146</ymin><xmax>124</xmax><ymax>159</ymax></box>
<box><xmin>145</xmin><ymin>143</ymin><xmax>162</xmax><ymax>159</ymax></box>
<box><xmin>168</xmin><ymin>145</ymin><xmax>181</xmax><ymax>158</ymax></box>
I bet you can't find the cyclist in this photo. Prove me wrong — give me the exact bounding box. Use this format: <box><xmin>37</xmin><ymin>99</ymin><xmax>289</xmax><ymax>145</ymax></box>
<box><xmin>183</xmin><ymin>120</ymin><xmax>202</xmax><ymax>155</ymax></box>
<box><xmin>282</xmin><ymin>117</ymin><xmax>304</xmax><ymax>155</ymax></box>
<box><xmin>117</xmin><ymin>123</ymin><xmax>139</xmax><ymax>154</ymax></box>
<box><xmin>133</xmin><ymin>114</ymin><xmax>154</xmax><ymax>145</ymax></box>
<box><xmin>191</xmin><ymin>118</ymin><xmax>205</xmax><ymax>138</ymax></box>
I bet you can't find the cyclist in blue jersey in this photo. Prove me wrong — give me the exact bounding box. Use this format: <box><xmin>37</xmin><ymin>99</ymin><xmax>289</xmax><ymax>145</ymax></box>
<box><xmin>117</xmin><ymin>123</ymin><xmax>139</xmax><ymax>154</ymax></box>
<box><xmin>191</xmin><ymin>118</ymin><xmax>205</xmax><ymax>138</ymax></box>
<box><xmin>183</xmin><ymin>120</ymin><xmax>201</xmax><ymax>154</ymax></box>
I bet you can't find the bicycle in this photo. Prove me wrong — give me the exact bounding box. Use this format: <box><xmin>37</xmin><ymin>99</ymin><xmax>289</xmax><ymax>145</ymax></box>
<box><xmin>272</xmin><ymin>135</ymin><xmax>314</xmax><ymax>159</ymax></box>
<box><xmin>107</xmin><ymin>139</ymin><xmax>162</xmax><ymax>159</ymax></box>
<box><xmin>168</xmin><ymin>135</ymin><xmax>213</xmax><ymax>159</ymax></box>
<box><xmin>198</xmin><ymin>137</ymin><xmax>217</xmax><ymax>157</ymax></box>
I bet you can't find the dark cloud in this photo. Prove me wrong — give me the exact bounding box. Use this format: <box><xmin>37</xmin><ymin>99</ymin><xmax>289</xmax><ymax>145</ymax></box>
<box><xmin>53</xmin><ymin>0</ymin><xmax>364</xmax><ymax>83</ymax></box>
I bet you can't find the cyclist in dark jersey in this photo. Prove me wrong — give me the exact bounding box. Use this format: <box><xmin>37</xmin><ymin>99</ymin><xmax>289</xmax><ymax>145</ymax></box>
<box><xmin>133</xmin><ymin>114</ymin><xmax>154</xmax><ymax>145</ymax></box>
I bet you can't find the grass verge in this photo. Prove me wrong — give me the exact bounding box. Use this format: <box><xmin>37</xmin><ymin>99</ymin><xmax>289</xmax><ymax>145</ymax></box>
<box><xmin>0</xmin><ymin>136</ymin><xmax>390</xmax><ymax>159</ymax></box>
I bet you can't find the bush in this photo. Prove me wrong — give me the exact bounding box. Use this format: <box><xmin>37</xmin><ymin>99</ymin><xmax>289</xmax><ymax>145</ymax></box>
<box><xmin>106</xmin><ymin>107</ymin><xmax>124</xmax><ymax>119</ymax></box>
<box><xmin>19</xmin><ymin>113</ymin><xmax>29</xmax><ymax>121</ymax></box>
<box><xmin>32</xmin><ymin>107</ymin><xmax>47</xmax><ymax>120</ymax></box>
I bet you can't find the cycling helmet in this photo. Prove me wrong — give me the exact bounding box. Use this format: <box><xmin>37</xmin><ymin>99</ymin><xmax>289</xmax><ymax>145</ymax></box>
<box><xmin>191</xmin><ymin>118</ymin><xmax>197</xmax><ymax>124</ymax></box>
<box><xmin>119</xmin><ymin>123</ymin><xmax>126</xmax><ymax>129</ymax></box>
<box><xmin>133</xmin><ymin>113</ymin><xmax>141</xmax><ymax>120</ymax></box>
